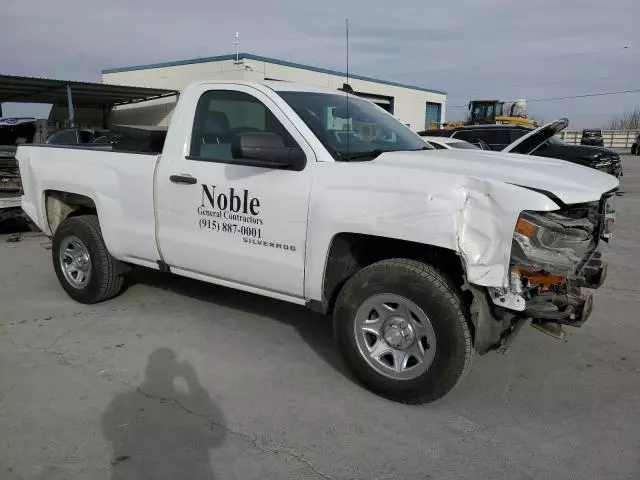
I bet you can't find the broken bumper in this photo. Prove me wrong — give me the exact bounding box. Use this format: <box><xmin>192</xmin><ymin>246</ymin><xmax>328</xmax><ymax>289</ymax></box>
<box><xmin>469</xmin><ymin>254</ymin><xmax>606</xmax><ymax>354</ymax></box>
<box><xmin>469</xmin><ymin>190</ymin><xmax>616</xmax><ymax>354</ymax></box>
<box><xmin>523</xmin><ymin>250</ymin><xmax>606</xmax><ymax>325</ymax></box>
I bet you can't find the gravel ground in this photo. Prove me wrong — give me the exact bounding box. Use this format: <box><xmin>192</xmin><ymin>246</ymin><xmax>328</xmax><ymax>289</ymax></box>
<box><xmin>1</xmin><ymin>157</ymin><xmax>639</xmax><ymax>480</ymax></box>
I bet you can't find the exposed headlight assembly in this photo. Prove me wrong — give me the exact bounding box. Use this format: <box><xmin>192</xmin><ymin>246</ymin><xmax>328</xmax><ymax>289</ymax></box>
<box><xmin>511</xmin><ymin>211</ymin><xmax>595</xmax><ymax>276</ymax></box>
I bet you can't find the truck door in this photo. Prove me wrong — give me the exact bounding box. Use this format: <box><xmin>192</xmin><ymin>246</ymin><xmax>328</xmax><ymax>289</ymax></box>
<box><xmin>155</xmin><ymin>84</ymin><xmax>315</xmax><ymax>299</ymax></box>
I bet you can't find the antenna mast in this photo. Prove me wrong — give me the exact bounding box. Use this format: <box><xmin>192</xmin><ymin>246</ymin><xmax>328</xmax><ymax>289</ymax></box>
<box><xmin>235</xmin><ymin>31</ymin><xmax>239</xmax><ymax>62</ymax></box>
<box><xmin>346</xmin><ymin>19</ymin><xmax>349</xmax><ymax>86</ymax></box>
<box><xmin>346</xmin><ymin>19</ymin><xmax>350</xmax><ymax>153</ymax></box>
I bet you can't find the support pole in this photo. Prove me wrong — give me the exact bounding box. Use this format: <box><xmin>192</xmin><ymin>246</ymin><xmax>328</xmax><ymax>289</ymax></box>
<box><xmin>66</xmin><ymin>83</ymin><xmax>75</xmax><ymax>128</ymax></box>
<box><xmin>102</xmin><ymin>106</ymin><xmax>109</xmax><ymax>129</ymax></box>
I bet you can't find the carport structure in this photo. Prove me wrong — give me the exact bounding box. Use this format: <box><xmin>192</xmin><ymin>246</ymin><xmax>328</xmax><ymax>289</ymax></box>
<box><xmin>0</xmin><ymin>74</ymin><xmax>178</xmax><ymax>127</ymax></box>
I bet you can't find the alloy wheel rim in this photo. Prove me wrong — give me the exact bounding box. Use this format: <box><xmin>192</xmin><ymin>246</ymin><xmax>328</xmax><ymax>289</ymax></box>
<box><xmin>354</xmin><ymin>293</ymin><xmax>437</xmax><ymax>380</ymax></box>
<box><xmin>59</xmin><ymin>235</ymin><xmax>92</xmax><ymax>289</ymax></box>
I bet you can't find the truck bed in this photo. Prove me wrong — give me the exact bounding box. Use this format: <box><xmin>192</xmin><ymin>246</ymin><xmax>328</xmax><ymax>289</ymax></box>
<box><xmin>17</xmin><ymin>145</ymin><xmax>161</xmax><ymax>265</ymax></box>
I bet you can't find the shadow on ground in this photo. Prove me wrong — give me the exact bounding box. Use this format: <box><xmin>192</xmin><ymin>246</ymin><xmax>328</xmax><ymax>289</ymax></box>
<box><xmin>0</xmin><ymin>217</ymin><xmax>31</xmax><ymax>235</ymax></box>
<box><xmin>102</xmin><ymin>347</ymin><xmax>226</xmax><ymax>479</ymax></box>
<box><xmin>128</xmin><ymin>268</ymin><xmax>351</xmax><ymax>380</ymax></box>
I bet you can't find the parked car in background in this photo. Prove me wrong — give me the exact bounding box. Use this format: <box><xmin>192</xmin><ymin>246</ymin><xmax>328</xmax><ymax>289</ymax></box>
<box><xmin>419</xmin><ymin>136</ymin><xmax>481</xmax><ymax>150</ymax></box>
<box><xmin>581</xmin><ymin>129</ymin><xmax>604</xmax><ymax>147</ymax></box>
<box><xmin>422</xmin><ymin>124</ymin><xmax>530</xmax><ymax>150</ymax></box>
<box><xmin>470</xmin><ymin>139</ymin><xmax>491</xmax><ymax>150</ymax></box>
<box><xmin>0</xmin><ymin>117</ymin><xmax>38</xmax><ymax>146</ymax></box>
<box><xmin>1</xmin><ymin>118</ymin><xmax>39</xmax><ymax>222</ymax></box>
<box><xmin>421</xmin><ymin>120</ymin><xmax>622</xmax><ymax>178</ymax></box>
<box><xmin>45</xmin><ymin>126</ymin><xmax>167</xmax><ymax>153</ymax></box>
<box><xmin>0</xmin><ymin>146</ymin><xmax>22</xmax><ymax>223</ymax></box>
<box><xmin>45</xmin><ymin>128</ymin><xmax>111</xmax><ymax>145</ymax></box>
<box><xmin>631</xmin><ymin>134</ymin><xmax>640</xmax><ymax>155</ymax></box>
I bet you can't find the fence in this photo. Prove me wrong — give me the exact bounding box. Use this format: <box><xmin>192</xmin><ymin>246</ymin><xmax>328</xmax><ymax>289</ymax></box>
<box><xmin>561</xmin><ymin>130</ymin><xmax>639</xmax><ymax>150</ymax></box>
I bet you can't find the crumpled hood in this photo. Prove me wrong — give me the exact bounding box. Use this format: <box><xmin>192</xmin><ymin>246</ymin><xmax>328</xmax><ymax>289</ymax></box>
<box><xmin>373</xmin><ymin>149</ymin><xmax>619</xmax><ymax>205</ymax></box>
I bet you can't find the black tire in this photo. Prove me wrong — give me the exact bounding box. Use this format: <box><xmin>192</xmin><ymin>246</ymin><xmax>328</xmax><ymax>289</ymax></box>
<box><xmin>52</xmin><ymin>215</ymin><xmax>126</xmax><ymax>304</ymax></box>
<box><xmin>333</xmin><ymin>258</ymin><xmax>474</xmax><ymax>404</ymax></box>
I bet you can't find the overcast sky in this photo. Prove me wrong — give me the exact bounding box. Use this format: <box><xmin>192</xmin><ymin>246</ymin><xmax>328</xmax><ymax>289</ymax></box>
<box><xmin>2</xmin><ymin>0</ymin><xmax>638</xmax><ymax>128</ymax></box>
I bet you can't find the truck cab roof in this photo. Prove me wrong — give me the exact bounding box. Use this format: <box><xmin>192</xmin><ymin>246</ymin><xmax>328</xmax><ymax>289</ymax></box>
<box><xmin>183</xmin><ymin>79</ymin><xmax>350</xmax><ymax>96</ymax></box>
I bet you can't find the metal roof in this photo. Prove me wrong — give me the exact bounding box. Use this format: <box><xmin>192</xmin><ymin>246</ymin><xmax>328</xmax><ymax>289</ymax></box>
<box><xmin>0</xmin><ymin>74</ymin><xmax>178</xmax><ymax>107</ymax></box>
<box><xmin>102</xmin><ymin>52</ymin><xmax>447</xmax><ymax>96</ymax></box>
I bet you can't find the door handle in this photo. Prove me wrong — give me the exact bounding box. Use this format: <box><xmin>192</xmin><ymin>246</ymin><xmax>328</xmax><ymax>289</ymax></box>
<box><xmin>170</xmin><ymin>174</ymin><xmax>198</xmax><ymax>185</ymax></box>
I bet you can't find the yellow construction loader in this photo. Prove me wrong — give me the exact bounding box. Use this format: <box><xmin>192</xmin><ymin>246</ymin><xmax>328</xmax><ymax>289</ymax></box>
<box><xmin>432</xmin><ymin>99</ymin><xmax>538</xmax><ymax>130</ymax></box>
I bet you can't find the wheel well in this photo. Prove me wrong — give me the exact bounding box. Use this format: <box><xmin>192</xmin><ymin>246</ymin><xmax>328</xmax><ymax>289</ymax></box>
<box><xmin>45</xmin><ymin>190</ymin><xmax>97</xmax><ymax>234</ymax></box>
<box><xmin>320</xmin><ymin>233</ymin><xmax>465</xmax><ymax>315</ymax></box>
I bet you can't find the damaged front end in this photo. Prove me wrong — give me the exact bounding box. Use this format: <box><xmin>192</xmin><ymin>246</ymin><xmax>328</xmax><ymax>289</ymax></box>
<box><xmin>483</xmin><ymin>191</ymin><xmax>616</xmax><ymax>350</ymax></box>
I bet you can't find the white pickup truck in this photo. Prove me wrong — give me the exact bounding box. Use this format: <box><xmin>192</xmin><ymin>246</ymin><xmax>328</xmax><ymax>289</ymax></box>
<box><xmin>17</xmin><ymin>80</ymin><xmax>618</xmax><ymax>403</ymax></box>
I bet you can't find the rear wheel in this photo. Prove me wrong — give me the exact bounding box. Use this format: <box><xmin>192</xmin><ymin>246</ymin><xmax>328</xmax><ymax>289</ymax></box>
<box><xmin>333</xmin><ymin>258</ymin><xmax>474</xmax><ymax>404</ymax></box>
<box><xmin>52</xmin><ymin>215</ymin><xmax>126</xmax><ymax>304</ymax></box>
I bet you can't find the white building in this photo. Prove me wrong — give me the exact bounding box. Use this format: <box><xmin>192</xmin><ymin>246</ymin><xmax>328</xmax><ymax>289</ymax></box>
<box><xmin>102</xmin><ymin>53</ymin><xmax>446</xmax><ymax>131</ymax></box>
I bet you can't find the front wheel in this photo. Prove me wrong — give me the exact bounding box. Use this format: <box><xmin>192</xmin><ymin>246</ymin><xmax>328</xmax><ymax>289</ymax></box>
<box><xmin>333</xmin><ymin>259</ymin><xmax>474</xmax><ymax>404</ymax></box>
<box><xmin>52</xmin><ymin>215</ymin><xmax>126</xmax><ymax>304</ymax></box>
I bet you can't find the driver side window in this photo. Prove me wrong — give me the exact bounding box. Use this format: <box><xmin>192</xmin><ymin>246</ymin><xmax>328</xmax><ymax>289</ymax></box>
<box><xmin>189</xmin><ymin>90</ymin><xmax>297</xmax><ymax>163</ymax></box>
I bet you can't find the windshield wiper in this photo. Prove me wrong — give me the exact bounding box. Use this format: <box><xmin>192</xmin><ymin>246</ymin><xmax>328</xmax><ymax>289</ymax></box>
<box><xmin>339</xmin><ymin>149</ymin><xmax>385</xmax><ymax>161</ymax></box>
<box><xmin>338</xmin><ymin>146</ymin><xmax>431</xmax><ymax>161</ymax></box>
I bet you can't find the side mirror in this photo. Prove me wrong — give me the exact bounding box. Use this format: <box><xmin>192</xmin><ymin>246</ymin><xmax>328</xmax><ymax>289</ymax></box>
<box><xmin>231</xmin><ymin>132</ymin><xmax>306</xmax><ymax>171</ymax></box>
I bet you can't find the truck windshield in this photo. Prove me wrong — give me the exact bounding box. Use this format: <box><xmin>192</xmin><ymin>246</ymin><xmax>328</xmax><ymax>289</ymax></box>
<box><xmin>278</xmin><ymin>91</ymin><xmax>431</xmax><ymax>160</ymax></box>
